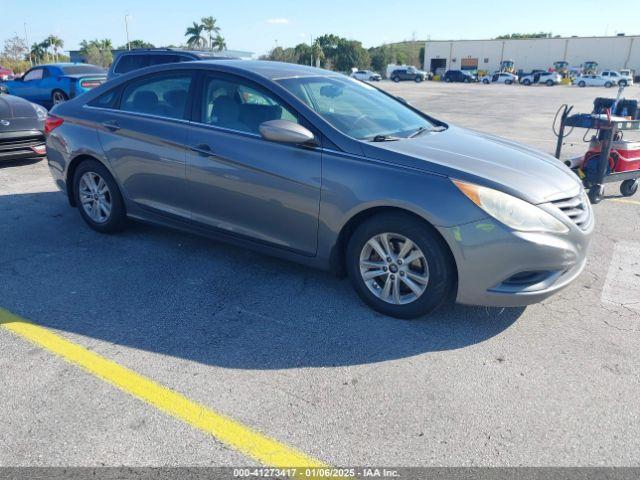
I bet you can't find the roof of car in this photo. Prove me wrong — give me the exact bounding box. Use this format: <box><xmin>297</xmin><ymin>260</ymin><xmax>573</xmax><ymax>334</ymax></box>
<box><xmin>121</xmin><ymin>48</ymin><xmax>236</xmax><ymax>59</ymax></box>
<box><xmin>198</xmin><ymin>60</ymin><xmax>339</xmax><ymax>80</ymax></box>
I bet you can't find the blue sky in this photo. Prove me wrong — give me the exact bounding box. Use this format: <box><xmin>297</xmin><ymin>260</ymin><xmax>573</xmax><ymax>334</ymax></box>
<box><xmin>4</xmin><ymin>0</ymin><xmax>639</xmax><ymax>55</ymax></box>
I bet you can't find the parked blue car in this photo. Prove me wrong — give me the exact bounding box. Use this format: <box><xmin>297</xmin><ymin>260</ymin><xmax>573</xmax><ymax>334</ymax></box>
<box><xmin>1</xmin><ymin>63</ymin><xmax>107</xmax><ymax>107</ymax></box>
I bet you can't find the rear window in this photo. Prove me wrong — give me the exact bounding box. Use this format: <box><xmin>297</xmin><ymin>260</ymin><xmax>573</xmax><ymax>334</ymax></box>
<box><xmin>114</xmin><ymin>55</ymin><xmax>149</xmax><ymax>74</ymax></box>
<box><xmin>61</xmin><ymin>65</ymin><xmax>105</xmax><ymax>75</ymax></box>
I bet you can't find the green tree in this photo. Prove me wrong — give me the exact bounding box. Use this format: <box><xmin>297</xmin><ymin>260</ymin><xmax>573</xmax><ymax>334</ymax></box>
<box><xmin>311</xmin><ymin>41</ymin><xmax>325</xmax><ymax>68</ymax></box>
<box><xmin>185</xmin><ymin>22</ymin><xmax>207</xmax><ymax>49</ymax></box>
<box><xmin>333</xmin><ymin>39</ymin><xmax>369</xmax><ymax>71</ymax></box>
<box><xmin>201</xmin><ymin>17</ymin><xmax>221</xmax><ymax>51</ymax></box>
<box><xmin>212</xmin><ymin>35</ymin><xmax>226</xmax><ymax>52</ymax></box>
<box><xmin>79</xmin><ymin>39</ymin><xmax>113</xmax><ymax>67</ymax></box>
<box><xmin>495</xmin><ymin>32</ymin><xmax>552</xmax><ymax>39</ymax></box>
<box><xmin>117</xmin><ymin>39</ymin><xmax>154</xmax><ymax>50</ymax></box>
<box><xmin>29</xmin><ymin>42</ymin><xmax>47</xmax><ymax>63</ymax></box>
<box><xmin>47</xmin><ymin>35</ymin><xmax>64</xmax><ymax>62</ymax></box>
<box><xmin>369</xmin><ymin>45</ymin><xmax>394</xmax><ymax>73</ymax></box>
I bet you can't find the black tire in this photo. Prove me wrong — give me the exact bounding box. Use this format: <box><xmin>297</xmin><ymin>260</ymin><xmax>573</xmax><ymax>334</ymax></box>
<box><xmin>483</xmin><ymin>78</ymin><xmax>490</xmax><ymax>84</ymax></box>
<box><xmin>523</xmin><ymin>79</ymin><xmax>531</xmax><ymax>86</ymax></box>
<box><xmin>604</xmin><ymin>81</ymin><xmax>613</xmax><ymax>88</ymax></box>
<box><xmin>464</xmin><ymin>77</ymin><xmax>470</xmax><ymax>83</ymax></box>
<box><xmin>546</xmin><ymin>80</ymin><xmax>554</xmax><ymax>86</ymax></box>
<box><xmin>51</xmin><ymin>89</ymin><xmax>68</xmax><ymax>105</ymax></box>
<box><xmin>588</xmin><ymin>184</ymin><xmax>604</xmax><ymax>204</ymax></box>
<box><xmin>620</xmin><ymin>179</ymin><xmax>638</xmax><ymax>197</ymax></box>
<box><xmin>73</xmin><ymin>159</ymin><xmax>127</xmax><ymax>234</ymax></box>
<box><xmin>346</xmin><ymin>213</ymin><xmax>456</xmax><ymax>319</ymax></box>
<box><xmin>444</xmin><ymin>76</ymin><xmax>451</xmax><ymax>82</ymax></box>
<box><xmin>415</xmin><ymin>76</ymin><xmax>423</xmax><ymax>83</ymax></box>
<box><xmin>392</xmin><ymin>76</ymin><xmax>400</xmax><ymax>83</ymax></box>
<box><xmin>619</xmin><ymin>80</ymin><xmax>628</xmax><ymax>87</ymax></box>
<box><xmin>578</xmin><ymin>81</ymin><xmax>586</xmax><ymax>88</ymax></box>
<box><xmin>505</xmin><ymin>80</ymin><xmax>513</xmax><ymax>85</ymax></box>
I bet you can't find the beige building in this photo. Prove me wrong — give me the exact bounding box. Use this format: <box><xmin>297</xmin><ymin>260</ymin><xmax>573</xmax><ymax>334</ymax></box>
<box><xmin>423</xmin><ymin>35</ymin><xmax>640</xmax><ymax>74</ymax></box>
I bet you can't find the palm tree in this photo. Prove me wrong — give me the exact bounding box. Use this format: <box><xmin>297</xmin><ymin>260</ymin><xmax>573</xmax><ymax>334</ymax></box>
<box><xmin>185</xmin><ymin>22</ymin><xmax>207</xmax><ymax>50</ymax></box>
<box><xmin>30</xmin><ymin>42</ymin><xmax>46</xmax><ymax>64</ymax></box>
<box><xmin>312</xmin><ymin>41</ymin><xmax>325</xmax><ymax>68</ymax></box>
<box><xmin>211</xmin><ymin>35</ymin><xmax>226</xmax><ymax>52</ymax></box>
<box><xmin>47</xmin><ymin>35</ymin><xmax>64</xmax><ymax>62</ymax></box>
<box><xmin>201</xmin><ymin>17</ymin><xmax>220</xmax><ymax>51</ymax></box>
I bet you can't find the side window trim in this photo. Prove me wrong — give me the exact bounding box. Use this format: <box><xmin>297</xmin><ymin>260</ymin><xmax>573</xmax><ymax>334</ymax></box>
<box><xmin>189</xmin><ymin>69</ymin><xmax>322</xmax><ymax>145</ymax></box>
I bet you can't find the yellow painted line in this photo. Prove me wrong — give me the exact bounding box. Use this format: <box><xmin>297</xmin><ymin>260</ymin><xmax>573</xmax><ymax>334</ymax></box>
<box><xmin>0</xmin><ymin>308</ymin><xmax>326</xmax><ymax>469</ymax></box>
<box><xmin>610</xmin><ymin>198</ymin><xmax>640</xmax><ymax>206</ymax></box>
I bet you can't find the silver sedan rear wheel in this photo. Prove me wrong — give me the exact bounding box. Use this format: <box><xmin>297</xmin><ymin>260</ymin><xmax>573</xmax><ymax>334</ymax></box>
<box><xmin>359</xmin><ymin>232</ymin><xmax>429</xmax><ymax>305</ymax></box>
<box><xmin>78</xmin><ymin>172</ymin><xmax>112</xmax><ymax>224</ymax></box>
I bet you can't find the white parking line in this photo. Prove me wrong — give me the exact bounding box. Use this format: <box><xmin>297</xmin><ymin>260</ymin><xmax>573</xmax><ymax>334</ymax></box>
<box><xmin>601</xmin><ymin>242</ymin><xmax>640</xmax><ymax>313</ymax></box>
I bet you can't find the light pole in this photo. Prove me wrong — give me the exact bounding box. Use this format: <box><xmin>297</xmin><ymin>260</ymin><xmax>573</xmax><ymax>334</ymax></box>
<box><xmin>24</xmin><ymin>23</ymin><xmax>32</xmax><ymax>66</ymax></box>
<box><xmin>124</xmin><ymin>15</ymin><xmax>131</xmax><ymax>50</ymax></box>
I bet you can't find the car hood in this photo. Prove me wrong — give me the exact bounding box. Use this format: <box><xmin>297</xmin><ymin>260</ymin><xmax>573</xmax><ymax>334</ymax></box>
<box><xmin>363</xmin><ymin>125</ymin><xmax>582</xmax><ymax>204</ymax></box>
<box><xmin>0</xmin><ymin>93</ymin><xmax>38</xmax><ymax>119</ymax></box>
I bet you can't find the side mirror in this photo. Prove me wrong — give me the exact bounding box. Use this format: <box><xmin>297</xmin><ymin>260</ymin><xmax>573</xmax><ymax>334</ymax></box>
<box><xmin>259</xmin><ymin>120</ymin><xmax>316</xmax><ymax>145</ymax></box>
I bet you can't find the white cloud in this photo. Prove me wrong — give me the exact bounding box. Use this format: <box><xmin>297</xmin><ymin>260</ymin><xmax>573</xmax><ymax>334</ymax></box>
<box><xmin>266</xmin><ymin>18</ymin><xmax>290</xmax><ymax>25</ymax></box>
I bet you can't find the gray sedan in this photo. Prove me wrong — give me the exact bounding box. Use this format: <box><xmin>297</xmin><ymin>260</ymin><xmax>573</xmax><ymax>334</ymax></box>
<box><xmin>44</xmin><ymin>61</ymin><xmax>593</xmax><ymax>318</ymax></box>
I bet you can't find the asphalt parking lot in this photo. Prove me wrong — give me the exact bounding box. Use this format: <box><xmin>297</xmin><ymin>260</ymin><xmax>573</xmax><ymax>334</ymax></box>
<box><xmin>1</xmin><ymin>81</ymin><xmax>639</xmax><ymax>468</ymax></box>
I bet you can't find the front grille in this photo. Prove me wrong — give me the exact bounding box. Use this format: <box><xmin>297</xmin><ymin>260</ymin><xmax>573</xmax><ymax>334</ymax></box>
<box><xmin>0</xmin><ymin>133</ymin><xmax>45</xmax><ymax>159</ymax></box>
<box><xmin>552</xmin><ymin>193</ymin><xmax>591</xmax><ymax>230</ymax></box>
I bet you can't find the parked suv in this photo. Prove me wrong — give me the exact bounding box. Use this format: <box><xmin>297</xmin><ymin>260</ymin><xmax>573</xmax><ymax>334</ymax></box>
<box><xmin>108</xmin><ymin>48</ymin><xmax>236</xmax><ymax>79</ymax></box>
<box><xmin>519</xmin><ymin>71</ymin><xmax>562</xmax><ymax>86</ymax></box>
<box><xmin>390</xmin><ymin>67</ymin><xmax>427</xmax><ymax>83</ymax></box>
<box><xmin>600</xmin><ymin>70</ymin><xmax>634</xmax><ymax>87</ymax></box>
<box><xmin>443</xmin><ymin>70</ymin><xmax>477</xmax><ymax>83</ymax></box>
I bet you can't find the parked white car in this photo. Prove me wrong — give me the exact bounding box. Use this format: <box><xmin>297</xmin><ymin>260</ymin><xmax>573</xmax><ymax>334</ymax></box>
<box><xmin>350</xmin><ymin>70</ymin><xmax>382</xmax><ymax>82</ymax></box>
<box><xmin>482</xmin><ymin>72</ymin><xmax>518</xmax><ymax>85</ymax></box>
<box><xmin>573</xmin><ymin>74</ymin><xmax>616</xmax><ymax>88</ymax></box>
<box><xmin>520</xmin><ymin>71</ymin><xmax>562</xmax><ymax>86</ymax></box>
<box><xmin>601</xmin><ymin>70</ymin><xmax>634</xmax><ymax>87</ymax></box>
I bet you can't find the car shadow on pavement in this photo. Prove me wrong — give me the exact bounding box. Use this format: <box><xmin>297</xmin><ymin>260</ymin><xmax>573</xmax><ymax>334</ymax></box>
<box><xmin>1</xmin><ymin>191</ymin><xmax>524</xmax><ymax>369</ymax></box>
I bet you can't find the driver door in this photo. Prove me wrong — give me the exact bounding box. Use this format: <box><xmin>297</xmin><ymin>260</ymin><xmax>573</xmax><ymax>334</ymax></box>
<box><xmin>14</xmin><ymin>67</ymin><xmax>45</xmax><ymax>101</ymax></box>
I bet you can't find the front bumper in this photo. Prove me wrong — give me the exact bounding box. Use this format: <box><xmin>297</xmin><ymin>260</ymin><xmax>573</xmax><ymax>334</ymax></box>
<box><xmin>0</xmin><ymin>130</ymin><xmax>46</xmax><ymax>162</ymax></box>
<box><xmin>438</xmin><ymin>216</ymin><xmax>593</xmax><ymax>307</ymax></box>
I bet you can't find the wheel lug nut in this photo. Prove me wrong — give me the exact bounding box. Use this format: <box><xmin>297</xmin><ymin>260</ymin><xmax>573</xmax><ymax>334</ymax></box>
<box><xmin>397</xmin><ymin>259</ymin><xmax>403</xmax><ymax>265</ymax></box>
<box><xmin>383</xmin><ymin>266</ymin><xmax>388</xmax><ymax>272</ymax></box>
<box><xmin>400</xmin><ymin>271</ymin><xmax>405</xmax><ymax>276</ymax></box>
<box><xmin>390</xmin><ymin>275</ymin><xmax>395</xmax><ymax>280</ymax></box>
<box><xmin>386</xmin><ymin>257</ymin><xmax>392</xmax><ymax>263</ymax></box>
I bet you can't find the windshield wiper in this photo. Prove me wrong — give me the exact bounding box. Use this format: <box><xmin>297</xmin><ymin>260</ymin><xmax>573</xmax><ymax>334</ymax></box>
<box><xmin>369</xmin><ymin>134</ymin><xmax>402</xmax><ymax>142</ymax></box>
<box><xmin>407</xmin><ymin>125</ymin><xmax>447</xmax><ymax>138</ymax></box>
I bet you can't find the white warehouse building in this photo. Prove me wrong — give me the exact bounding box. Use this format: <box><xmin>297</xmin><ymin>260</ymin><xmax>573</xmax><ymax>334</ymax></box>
<box><xmin>423</xmin><ymin>35</ymin><xmax>640</xmax><ymax>75</ymax></box>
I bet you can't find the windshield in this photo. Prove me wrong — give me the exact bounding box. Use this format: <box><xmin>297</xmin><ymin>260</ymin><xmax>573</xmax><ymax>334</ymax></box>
<box><xmin>61</xmin><ymin>65</ymin><xmax>106</xmax><ymax>75</ymax></box>
<box><xmin>277</xmin><ymin>75</ymin><xmax>435</xmax><ymax>140</ymax></box>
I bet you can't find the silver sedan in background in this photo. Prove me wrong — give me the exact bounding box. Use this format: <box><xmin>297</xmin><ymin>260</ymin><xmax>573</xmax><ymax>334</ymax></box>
<box><xmin>44</xmin><ymin>61</ymin><xmax>593</xmax><ymax>318</ymax></box>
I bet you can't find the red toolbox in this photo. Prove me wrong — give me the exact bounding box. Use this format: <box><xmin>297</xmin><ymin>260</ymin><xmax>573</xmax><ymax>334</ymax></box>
<box><xmin>583</xmin><ymin>139</ymin><xmax>640</xmax><ymax>173</ymax></box>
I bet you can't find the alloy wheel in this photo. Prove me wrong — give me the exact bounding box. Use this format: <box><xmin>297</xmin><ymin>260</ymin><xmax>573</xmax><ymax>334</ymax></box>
<box><xmin>52</xmin><ymin>91</ymin><xmax>66</xmax><ymax>104</ymax></box>
<box><xmin>78</xmin><ymin>171</ymin><xmax>112</xmax><ymax>224</ymax></box>
<box><xmin>359</xmin><ymin>232</ymin><xmax>429</xmax><ymax>305</ymax></box>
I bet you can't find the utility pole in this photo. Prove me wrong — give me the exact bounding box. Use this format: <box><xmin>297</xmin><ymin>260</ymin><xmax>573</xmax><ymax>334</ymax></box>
<box><xmin>310</xmin><ymin>34</ymin><xmax>313</xmax><ymax>67</ymax></box>
<box><xmin>124</xmin><ymin>15</ymin><xmax>131</xmax><ymax>50</ymax></box>
<box><xmin>24</xmin><ymin>23</ymin><xmax>32</xmax><ymax>66</ymax></box>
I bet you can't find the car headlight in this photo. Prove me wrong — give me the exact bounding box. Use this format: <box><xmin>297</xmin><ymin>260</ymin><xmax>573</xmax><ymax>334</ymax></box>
<box><xmin>32</xmin><ymin>103</ymin><xmax>48</xmax><ymax>121</ymax></box>
<box><xmin>452</xmin><ymin>179</ymin><xmax>569</xmax><ymax>234</ymax></box>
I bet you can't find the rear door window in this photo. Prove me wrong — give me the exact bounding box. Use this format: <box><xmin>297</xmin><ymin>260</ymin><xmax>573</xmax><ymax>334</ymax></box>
<box><xmin>120</xmin><ymin>72</ymin><xmax>193</xmax><ymax>120</ymax></box>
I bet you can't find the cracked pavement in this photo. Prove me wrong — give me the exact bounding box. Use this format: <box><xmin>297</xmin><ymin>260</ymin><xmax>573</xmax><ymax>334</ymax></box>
<box><xmin>1</xmin><ymin>82</ymin><xmax>639</xmax><ymax>466</ymax></box>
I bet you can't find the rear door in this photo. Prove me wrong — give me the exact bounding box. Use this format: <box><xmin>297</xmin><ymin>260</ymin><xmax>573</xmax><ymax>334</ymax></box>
<box><xmin>96</xmin><ymin>69</ymin><xmax>196</xmax><ymax>219</ymax></box>
<box><xmin>184</xmin><ymin>71</ymin><xmax>322</xmax><ymax>255</ymax></box>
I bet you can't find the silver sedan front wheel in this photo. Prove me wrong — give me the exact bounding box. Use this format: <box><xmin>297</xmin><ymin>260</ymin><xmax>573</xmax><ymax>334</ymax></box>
<box><xmin>78</xmin><ymin>172</ymin><xmax>112</xmax><ymax>224</ymax></box>
<box><xmin>359</xmin><ymin>232</ymin><xmax>429</xmax><ymax>305</ymax></box>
